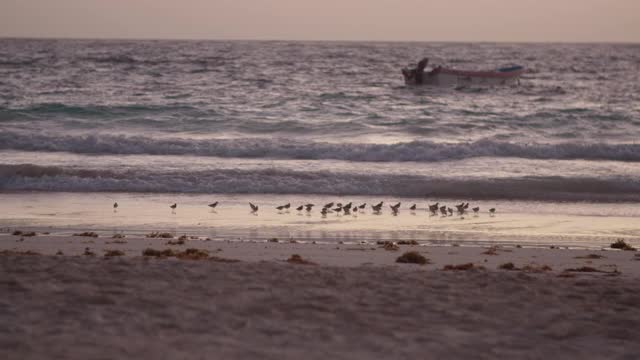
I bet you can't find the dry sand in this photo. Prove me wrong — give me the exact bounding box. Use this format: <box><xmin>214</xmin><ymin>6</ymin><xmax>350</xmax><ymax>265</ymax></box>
<box><xmin>2</xmin><ymin>233</ymin><xmax>640</xmax><ymax>359</ymax></box>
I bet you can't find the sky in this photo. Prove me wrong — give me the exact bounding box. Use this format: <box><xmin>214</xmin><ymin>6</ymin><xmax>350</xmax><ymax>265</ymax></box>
<box><xmin>1</xmin><ymin>0</ymin><xmax>639</xmax><ymax>43</ymax></box>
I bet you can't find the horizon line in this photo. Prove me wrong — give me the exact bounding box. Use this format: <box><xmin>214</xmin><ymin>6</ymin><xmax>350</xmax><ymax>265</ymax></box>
<box><xmin>1</xmin><ymin>35</ymin><xmax>638</xmax><ymax>45</ymax></box>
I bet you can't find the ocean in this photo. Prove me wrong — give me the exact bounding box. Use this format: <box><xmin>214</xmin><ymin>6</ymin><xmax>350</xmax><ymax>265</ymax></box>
<box><xmin>1</xmin><ymin>39</ymin><xmax>640</xmax><ymax>246</ymax></box>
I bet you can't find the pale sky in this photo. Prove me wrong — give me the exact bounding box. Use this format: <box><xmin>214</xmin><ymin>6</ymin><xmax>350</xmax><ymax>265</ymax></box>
<box><xmin>1</xmin><ymin>0</ymin><xmax>639</xmax><ymax>42</ymax></box>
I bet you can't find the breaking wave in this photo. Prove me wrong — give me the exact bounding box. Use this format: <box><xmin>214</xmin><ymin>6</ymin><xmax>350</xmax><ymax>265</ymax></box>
<box><xmin>2</xmin><ymin>164</ymin><xmax>640</xmax><ymax>201</ymax></box>
<box><xmin>1</xmin><ymin>131</ymin><xmax>640</xmax><ymax>163</ymax></box>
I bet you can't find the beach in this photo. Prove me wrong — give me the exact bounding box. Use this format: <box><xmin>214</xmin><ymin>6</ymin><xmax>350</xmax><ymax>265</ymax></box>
<box><xmin>2</xmin><ymin>241</ymin><xmax>640</xmax><ymax>360</ymax></box>
<box><xmin>2</xmin><ymin>39</ymin><xmax>640</xmax><ymax>359</ymax></box>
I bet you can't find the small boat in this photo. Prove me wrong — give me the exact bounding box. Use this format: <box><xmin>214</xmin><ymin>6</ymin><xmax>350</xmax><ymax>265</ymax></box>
<box><xmin>402</xmin><ymin>58</ymin><xmax>524</xmax><ymax>86</ymax></box>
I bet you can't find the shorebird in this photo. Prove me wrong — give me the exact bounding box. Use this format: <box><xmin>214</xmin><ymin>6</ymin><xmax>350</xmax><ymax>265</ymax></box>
<box><xmin>305</xmin><ymin>204</ymin><xmax>314</xmax><ymax>211</ymax></box>
<box><xmin>296</xmin><ymin>205</ymin><xmax>304</xmax><ymax>211</ymax></box>
<box><xmin>390</xmin><ymin>202</ymin><xmax>401</xmax><ymax>212</ymax></box>
<box><xmin>447</xmin><ymin>207</ymin><xmax>453</xmax><ymax>216</ymax></box>
<box><xmin>208</xmin><ymin>202</ymin><xmax>218</xmax><ymax>209</ymax></box>
<box><xmin>371</xmin><ymin>203</ymin><xmax>383</xmax><ymax>212</ymax></box>
<box><xmin>321</xmin><ymin>207</ymin><xmax>329</xmax><ymax>216</ymax></box>
<box><xmin>276</xmin><ymin>205</ymin><xmax>286</xmax><ymax>211</ymax></box>
<box><xmin>429</xmin><ymin>202</ymin><xmax>439</xmax><ymax>214</ymax></box>
<box><xmin>463</xmin><ymin>202</ymin><xmax>470</xmax><ymax>210</ymax></box>
<box><xmin>250</xmin><ymin>203</ymin><xmax>259</xmax><ymax>212</ymax></box>
<box><xmin>170</xmin><ymin>203</ymin><xmax>177</xmax><ymax>213</ymax></box>
<box><xmin>358</xmin><ymin>203</ymin><xmax>366</xmax><ymax>210</ymax></box>
<box><xmin>472</xmin><ymin>207</ymin><xmax>480</xmax><ymax>215</ymax></box>
<box><xmin>409</xmin><ymin>204</ymin><xmax>417</xmax><ymax>211</ymax></box>
<box><xmin>332</xmin><ymin>205</ymin><xmax>343</xmax><ymax>213</ymax></box>
<box><xmin>323</xmin><ymin>202</ymin><xmax>334</xmax><ymax>209</ymax></box>
<box><xmin>343</xmin><ymin>202</ymin><xmax>353</xmax><ymax>211</ymax></box>
<box><xmin>283</xmin><ymin>203</ymin><xmax>291</xmax><ymax>209</ymax></box>
<box><xmin>489</xmin><ymin>208</ymin><xmax>496</xmax><ymax>216</ymax></box>
<box><xmin>113</xmin><ymin>202</ymin><xmax>118</xmax><ymax>212</ymax></box>
<box><xmin>455</xmin><ymin>203</ymin><xmax>465</xmax><ymax>215</ymax></box>
<box><xmin>439</xmin><ymin>206</ymin><xmax>447</xmax><ymax>216</ymax></box>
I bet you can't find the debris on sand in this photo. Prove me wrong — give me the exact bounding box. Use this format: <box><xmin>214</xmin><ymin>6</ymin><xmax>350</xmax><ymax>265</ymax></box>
<box><xmin>396</xmin><ymin>251</ymin><xmax>429</xmax><ymax>265</ymax></box>
<box><xmin>574</xmin><ymin>254</ymin><xmax>605</xmax><ymax>260</ymax></box>
<box><xmin>498</xmin><ymin>262</ymin><xmax>518</xmax><ymax>270</ymax></box>
<box><xmin>142</xmin><ymin>248</ymin><xmax>211</xmax><ymax>260</ymax></box>
<box><xmin>397</xmin><ymin>240</ymin><xmax>419</xmax><ymax>246</ymax></box>
<box><xmin>0</xmin><ymin>250</ymin><xmax>41</xmax><ymax>256</ymax></box>
<box><xmin>142</xmin><ymin>248</ymin><xmax>176</xmax><ymax>258</ymax></box>
<box><xmin>146</xmin><ymin>232</ymin><xmax>174</xmax><ymax>239</ymax></box>
<box><xmin>104</xmin><ymin>250</ymin><xmax>125</xmax><ymax>257</ymax></box>
<box><xmin>268</xmin><ymin>238</ymin><xmax>279</xmax><ymax>243</ymax></box>
<box><xmin>521</xmin><ymin>264</ymin><xmax>553</xmax><ymax>273</ymax></box>
<box><xmin>12</xmin><ymin>230</ymin><xmax>37</xmax><ymax>237</ymax></box>
<box><xmin>175</xmin><ymin>248</ymin><xmax>209</xmax><ymax>260</ymax></box>
<box><xmin>167</xmin><ymin>238</ymin><xmax>186</xmax><ymax>246</ymax></box>
<box><xmin>482</xmin><ymin>247</ymin><xmax>499</xmax><ymax>256</ymax></box>
<box><xmin>286</xmin><ymin>254</ymin><xmax>315</xmax><ymax>265</ymax></box>
<box><xmin>111</xmin><ymin>233</ymin><xmax>126</xmax><ymax>239</ymax></box>
<box><xmin>74</xmin><ymin>232</ymin><xmax>99</xmax><ymax>238</ymax></box>
<box><xmin>564</xmin><ymin>266</ymin><xmax>602</xmax><ymax>273</ymax></box>
<box><xmin>381</xmin><ymin>242</ymin><xmax>399</xmax><ymax>251</ymax></box>
<box><xmin>610</xmin><ymin>239</ymin><xmax>636</xmax><ymax>251</ymax></box>
<box><xmin>443</xmin><ymin>263</ymin><xmax>485</xmax><ymax>271</ymax></box>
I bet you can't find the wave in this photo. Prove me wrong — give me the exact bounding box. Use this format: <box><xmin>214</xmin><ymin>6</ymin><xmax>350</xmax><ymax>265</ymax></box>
<box><xmin>1</xmin><ymin>164</ymin><xmax>640</xmax><ymax>201</ymax></box>
<box><xmin>0</xmin><ymin>104</ymin><xmax>199</xmax><ymax>119</ymax></box>
<box><xmin>1</xmin><ymin>131</ymin><xmax>640</xmax><ymax>163</ymax></box>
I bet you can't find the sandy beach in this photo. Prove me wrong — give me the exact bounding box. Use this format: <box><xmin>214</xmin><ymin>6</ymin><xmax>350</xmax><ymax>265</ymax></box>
<box><xmin>2</xmin><ymin>229</ymin><xmax>640</xmax><ymax>359</ymax></box>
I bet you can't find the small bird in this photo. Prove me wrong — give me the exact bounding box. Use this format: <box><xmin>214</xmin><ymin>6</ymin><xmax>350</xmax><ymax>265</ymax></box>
<box><xmin>208</xmin><ymin>202</ymin><xmax>218</xmax><ymax>209</ymax></box>
<box><xmin>324</xmin><ymin>202</ymin><xmax>334</xmax><ymax>209</ymax></box>
<box><xmin>343</xmin><ymin>202</ymin><xmax>353</xmax><ymax>211</ymax></box>
<box><xmin>250</xmin><ymin>203</ymin><xmax>259</xmax><ymax>212</ymax></box>
<box><xmin>332</xmin><ymin>206</ymin><xmax>343</xmax><ymax>212</ymax></box>
<box><xmin>305</xmin><ymin>204</ymin><xmax>314</xmax><ymax>211</ymax></box>
<box><xmin>358</xmin><ymin>203</ymin><xmax>366</xmax><ymax>209</ymax></box>
<box><xmin>296</xmin><ymin>205</ymin><xmax>304</xmax><ymax>211</ymax></box>
<box><xmin>472</xmin><ymin>207</ymin><xmax>480</xmax><ymax>214</ymax></box>
<box><xmin>463</xmin><ymin>202</ymin><xmax>470</xmax><ymax>210</ymax></box>
<box><xmin>409</xmin><ymin>204</ymin><xmax>417</xmax><ymax>211</ymax></box>
<box><xmin>372</xmin><ymin>203</ymin><xmax>383</xmax><ymax>212</ymax></box>
<box><xmin>283</xmin><ymin>203</ymin><xmax>291</xmax><ymax>209</ymax></box>
<box><xmin>170</xmin><ymin>203</ymin><xmax>177</xmax><ymax>213</ymax></box>
<box><xmin>455</xmin><ymin>203</ymin><xmax>465</xmax><ymax>214</ymax></box>
<box><xmin>373</xmin><ymin>201</ymin><xmax>383</xmax><ymax>209</ymax></box>
<box><xmin>390</xmin><ymin>202</ymin><xmax>401</xmax><ymax>212</ymax></box>
<box><xmin>447</xmin><ymin>207</ymin><xmax>453</xmax><ymax>216</ymax></box>
<box><xmin>439</xmin><ymin>206</ymin><xmax>447</xmax><ymax>216</ymax></box>
<box><xmin>321</xmin><ymin>207</ymin><xmax>329</xmax><ymax>215</ymax></box>
<box><xmin>113</xmin><ymin>202</ymin><xmax>118</xmax><ymax>212</ymax></box>
<box><xmin>429</xmin><ymin>202</ymin><xmax>439</xmax><ymax>214</ymax></box>
<box><xmin>489</xmin><ymin>208</ymin><xmax>496</xmax><ymax>216</ymax></box>
<box><xmin>276</xmin><ymin>205</ymin><xmax>286</xmax><ymax>211</ymax></box>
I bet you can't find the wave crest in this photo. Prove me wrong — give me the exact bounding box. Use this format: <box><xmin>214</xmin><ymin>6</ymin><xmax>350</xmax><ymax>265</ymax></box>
<box><xmin>1</xmin><ymin>131</ymin><xmax>640</xmax><ymax>163</ymax></box>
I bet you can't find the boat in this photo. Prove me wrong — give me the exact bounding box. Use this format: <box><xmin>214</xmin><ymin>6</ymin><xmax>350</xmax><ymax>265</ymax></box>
<box><xmin>402</xmin><ymin>61</ymin><xmax>525</xmax><ymax>86</ymax></box>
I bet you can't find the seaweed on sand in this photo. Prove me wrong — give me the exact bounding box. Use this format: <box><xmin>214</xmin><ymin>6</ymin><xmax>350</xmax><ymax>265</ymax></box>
<box><xmin>74</xmin><ymin>232</ymin><xmax>99</xmax><ymax>238</ymax></box>
<box><xmin>443</xmin><ymin>263</ymin><xmax>486</xmax><ymax>271</ymax></box>
<box><xmin>610</xmin><ymin>239</ymin><xmax>636</xmax><ymax>251</ymax></box>
<box><xmin>104</xmin><ymin>249</ymin><xmax>125</xmax><ymax>257</ymax></box>
<box><xmin>396</xmin><ymin>251</ymin><xmax>429</xmax><ymax>265</ymax></box>
<box><xmin>286</xmin><ymin>254</ymin><xmax>315</xmax><ymax>265</ymax></box>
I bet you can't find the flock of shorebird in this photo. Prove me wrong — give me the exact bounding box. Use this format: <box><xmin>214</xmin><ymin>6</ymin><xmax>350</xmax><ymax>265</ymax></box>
<box><xmin>113</xmin><ymin>201</ymin><xmax>497</xmax><ymax>217</ymax></box>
